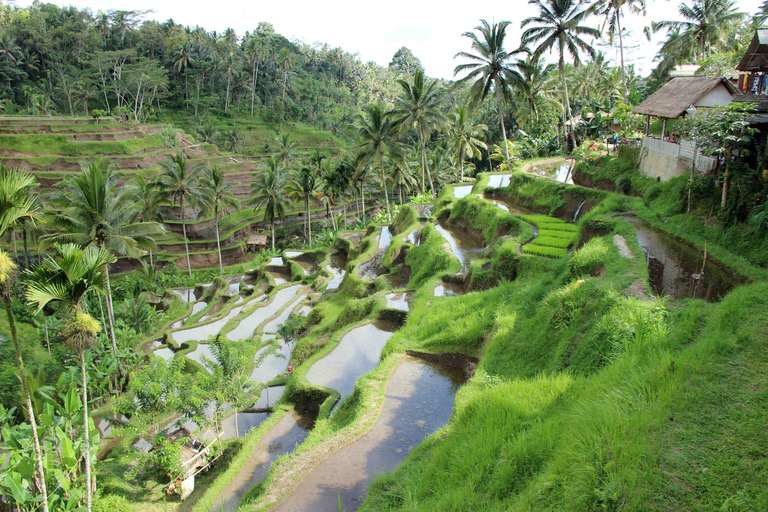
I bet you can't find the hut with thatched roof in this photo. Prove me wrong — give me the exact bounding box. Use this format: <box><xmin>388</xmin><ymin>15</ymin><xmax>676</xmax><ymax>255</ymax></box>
<box><xmin>632</xmin><ymin>77</ymin><xmax>739</xmax><ymax>181</ymax></box>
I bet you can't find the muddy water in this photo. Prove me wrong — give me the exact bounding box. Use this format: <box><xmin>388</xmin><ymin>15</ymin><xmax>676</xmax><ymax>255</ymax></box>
<box><xmin>173</xmin><ymin>305</ymin><xmax>245</xmax><ymax>344</ymax></box>
<box><xmin>378</xmin><ymin>226</ymin><xmax>393</xmax><ymax>249</ymax></box>
<box><xmin>227</xmin><ymin>285</ymin><xmax>303</xmax><ymax>341</ymax></box>
<box><xmin>276</xmin><ymin>358</ymin><xmax>465</xmax><ymax>512</ymax></box>
<box><xmin>434</xmin><ymin>283</ymin><xmax>465</xmax><ymax>297</ymax></box>
<box><xmin>486</xmin><ymin>174</ymin><xmax>512</xmax><ymax>188</ymax></box>
<box><xmin>434</xmin><ymin>222</ymin><xmax>485</xmax><ymax>273</ymax></box>
<box><xmin>531</xmin><ymin>160</ymin><xmax>573</xmax><ymax>184</ymax></box>
<box><xmin>453</xmin><ymin>185</ymin><xmax>473</xmax><ymax>199</ymax></box>
<box><xmin>407</xmin><ymin>227</ymin><xmax>421</xmax><ymax>245</ymax></box>
<box><xmin>270</xmin><ymin>270</ymin><xmax>291</xmax><ymax>286</ymax></box>
<box><xmin>623</xmin><ymin>217</ymin><xmax>744</xmax><ymax>302</ymax></box>
<box><xmin>385</xmin><ymin>292</ymin><xmax>412</xmax><ymax>312</ymax></box>
<box><xmin>216</xmin><ymin>410</ymin><xmax>315</xmax><ymax>511</ymax></box>
<box><xmin>326</xmin><ymin>252</ymin><xmax>347</xmax><ymax>290</ymax></box>
<box><xmin>306</xmin><ymin>320</ymin><xmax>398</xmax><ymax>407</ymax></box>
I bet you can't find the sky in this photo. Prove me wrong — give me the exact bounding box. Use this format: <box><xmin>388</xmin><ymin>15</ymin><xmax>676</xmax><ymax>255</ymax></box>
<box><xmin>11</xmin><ymin>0</ymin><xmax>763</xmax><ymax>79</ymax></box>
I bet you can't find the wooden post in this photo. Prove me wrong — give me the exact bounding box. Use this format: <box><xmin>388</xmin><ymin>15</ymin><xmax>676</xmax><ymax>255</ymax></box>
<box><xmin>661</xmin><ymin>118</ymin><xmax>667</xmax><ymax>140</ymax></box>
<box><xmin>645</xmin><ymin>116</ymin><xmax>650</xmax><ymax>136</ymax></box>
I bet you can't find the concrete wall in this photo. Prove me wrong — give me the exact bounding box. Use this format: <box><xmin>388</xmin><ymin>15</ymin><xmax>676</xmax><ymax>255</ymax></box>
<box><xmin>639</xmin><ymin>136</ymin><xmax>716</xmax><ymax>181</ymax></box>
<box><xmin>696</xmin><ymin>85</ymin><xmax>734</xmax><ymax>108</ymax></box>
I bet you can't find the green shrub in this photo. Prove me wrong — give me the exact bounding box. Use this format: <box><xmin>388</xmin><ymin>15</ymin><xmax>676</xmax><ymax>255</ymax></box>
<box><xmin>92</xmin><ymin>495</ymin><xmax>130</xmax><ymax>512</ymax></box>
<box><xmin>615</xmin><ymin>176</ymin><xmax>632</xmax><ymax>194</ymax></box>
<box><xmin>618</xmin><ymin>145</ymin><xmax>640</xmax><ymax>162</ymax></box>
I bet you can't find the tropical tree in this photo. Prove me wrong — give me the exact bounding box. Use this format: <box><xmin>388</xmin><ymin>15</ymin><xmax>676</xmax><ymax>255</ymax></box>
<box><xmin>454</xmin><ymin>20</ymin><xmax>526</xmax><ymax>172</ymax></box>
<box><xmin>222</xmin><ymin>51</ymin><xmax>239</xmax><ymax>111</ymax></box>
<box><xmin>0</xmin><ymin>166</ymin><xmax>49</xmax><ymax>512</ymax></box>
<box><xmin>522</xmin><ymin>0</ymin><xmax>600</xmax><ymax>144</ymax></box>
<box><xmin>277</xmin><ymin>47</ymin><xmax>296</xmax><ymax>99</ymax></box>
<box><xmin>156</xmin><ymin>152</ymin><xmax>209</xmax><ymax>278</ymax></box>
<box><xmin>515</xmin><ymin>55</ymin><xmax>560</xmax><ymax>129</ymax></box>
<box><xmin>448</xmin><ymin>106</ymin><xmax>488</xmax><ymax>182</ymax></box>
<box><xmin>285</xmin><ymin>167</ymin><xmax>320</xmax><ymax>245</ymax></box>
<box><xmin>653</xmin><ymin>0</ymin><xmax>746</xmax><ymax>68</ymax></box>
<box><xmin>390</xmin><ymin>69</ymin><xmax>446</xmax><ymax>199</ymax></box>
<box><xmin>26</xmin><ymin>243</ymin><xmax>117</xmax><ymax>512</ymax></box>
<box><xmin>390</xmin><ymin>154</ymin><xmax>418</xmax><ymax>205</ymax></box>
<box><xmin>202</xmin><ymin>166</ymin><xmax>239</xmax><ymax>274</ymax></box>
<box><xmin>272</xmin><ymin>132</ymin><xmax>298</xmax><ymax>166</ymax></box>
<box><xmin>130</xmin><ymin>176</ymin><xmax>163</xmax><ymax>268</ymax></box>
<box><xmin>354</xmin><ymin>103</ymin><xmax>405</xmax><ymax>222</ymax></box>
<box><xmin>44</xmin><ymin>157</ymin><xmax>163</xmax><ymax>358</ymax></box>
<box><xmin>245</xmin><ymin>36</ymin><xmax>267</xmax><ymax>117</ymax></box>
<box><xmin>250</xmin><ymin>158</ymin><xmax>287</xmax><ymax>249</ymax></box>
<box><xmin>593</xmin><ymin>0</ymin><xmax>646</xmax><ymax>101</ymax></box>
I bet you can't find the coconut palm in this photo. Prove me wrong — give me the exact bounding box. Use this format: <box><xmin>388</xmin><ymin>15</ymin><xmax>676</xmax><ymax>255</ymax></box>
<box><xmin>245</xmin><ymin>36</ymin><xmax>267</xmax><ymax>117</ymax></box>
<box><xmin>277</xmin><ymin>48</ymin><xmax>296</xmax><ymax>99</ymax></box>
<box><xmin>202</xmin><ymin>166</ymin><xmax>239</xmax><ymax>274</ymax></box>
<box><xmin>447</xmin><ymin>106</ymin><xmax>488</xmax><ymax>182</ymax></box>
<box><xmin>222</xmin><ymin>51</ymin><xmax>239</xmax><ymax>111</ymax></box>
<box><xmin>454</xmin><ymin>20</ymin><xmax>526</xmax><ymax>173</ymax></box>
<box><xmin>156</xmin><ymin>152</ymin><xmax>209</xmax><ymax>278</ymax></box>
<box><xmin>522</xmin><ymin>0</ymin><xmax>600</xmax><ymax>144</ymax></box>
<box><xmin>0</xmin><ymin>166</ymin><xmax>49</xmax><ymax>512</ymax></box>
<box><xmin>26</xmin><ymin>243</ymin><xmax>116</xmax><ymax>512</ymax></box>
<box><xmin>130</xmin><ymin>176</ymin><xmax>163</xmax><ymax>268</ymax></box>
<box><xmin>653</xmin><ymin>0</ymin><xmax>746</xmax><ymax>68</ymax></box>
<box><xmin>250</xmin><ymin>158</ymin><xmax>287</xmax><ymax>249</ymax></box>
<box><xmin>593</xmin><ymin>0</ymin><xmax>646</xmax><ymax>101</ymax></box>
<box><xmin>285</xmin><ymin>166</ymin><xmax>319</xmax><ymax>245</ymax></box>
<box><xmin>272</xmin><ymin>132</ymin><xmax>298</xmax><ymax>166</ymax></box>
<box><xmin>515</xmin><ymin>55</ymin><xmax>559</xmax><ymax>129</ymax></box>
<box><xmin>44</xmin><ymin>157</ymin><xmax>164</xmax><ymax>358</ymax></box>
<box><xmin>390</xmin><ymin>69</ymin><xmax>446</xmax><ymax>199</ymax></box>
<box><xmin>353</xmin><ymin>103</ymin><xmax>406</xmax><ymax>222</ymax></box>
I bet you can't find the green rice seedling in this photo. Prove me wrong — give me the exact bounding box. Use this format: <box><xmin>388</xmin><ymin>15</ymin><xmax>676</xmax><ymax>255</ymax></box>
<box><xmin>523</xmin><ymin>244</ymin><xmax>568</xmax><ymax>258</ymax></box>
<box><xmin>534</xmin><ymin>236</ymin><xmax>574</xmax><ymax>249</ymax></box>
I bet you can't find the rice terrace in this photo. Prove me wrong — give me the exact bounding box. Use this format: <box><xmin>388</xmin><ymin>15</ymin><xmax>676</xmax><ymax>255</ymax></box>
<box><xmin>0</xmin><ymin>1</ymin><xmax>767</xmax><ymax>511</ymax></box>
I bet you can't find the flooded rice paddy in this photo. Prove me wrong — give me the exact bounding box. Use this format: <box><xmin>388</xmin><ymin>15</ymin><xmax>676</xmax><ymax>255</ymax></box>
<box><xmin>434</xmin><ymin>222</ymin><xmax>484</xmax><ymax>273</ymax></box>
<box><xmin>227</xmin><ymin>285</ymin><xmax>303</xmax><ymax>341</ymax></box>
<box><xmin>452</xmin><ymin>185</ymin><xmax>473</xmax><ymax>199</ymax></box>
<box><xmin>486</xmin><ymin>173</ymin><xmax>512</xmax><ymax>188</ymax></box>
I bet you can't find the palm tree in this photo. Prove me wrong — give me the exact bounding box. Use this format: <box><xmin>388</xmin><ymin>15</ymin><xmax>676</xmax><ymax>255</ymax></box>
<box><xmin>44</xmin><ymin>157</ymin><xmax>163</xmax><ymax>358</ymax></box>
<box><xmin>130</xmin><ymin>176</ymin><xmax>163</xmax><ymax>268</ymax></box>
<box><xmin>272</xmin><ymin>132</ymin><xmax>298</xmax><ymax>166</ymax></box>
<box><xmin>390</xmin><ymin>69</ymin><xmax>446</xmax><ymax>199</ymax></box>
<box><xmin>285</xmin><ymin>167</ymin><xmax>320</xmax><ymax>245</ymax></box>
<box><xmin>354</xmin><ymin>103</ymin><xmax>405</xmax><ymax>222</ymax></box>
<box><xmin>593</xmin><ymin>0</ymin><xmax>646</xmax><ymax>101</ymax></box>
<box><xmin>0</xmin><ymin>167</ymin><xmax>49</xmax><ymax>512</ymax></box>
<box><xmin>173</xmin><ymin>42</ymin><xmax>195</xmax><ymax>106</ymax></box>
<box><xmin>202</xmin><ymin>166</ymin><xmax>239</xmax><ymax>274</ymax></box>
<box><xmin>26</xmin><ymin>243</ymin><xmax>116</xmax><ymax>512</ymax></box>
<box><xmin>653</xmin><ymin>0</ymin><xmax>746</xmax><ymax>68</ymax></box>
<box><xmin>522</xmin><ymin>0</ymin><xmax>600</xmax><ymax>145</ymax></box>
<box><xmin>390</xmin><ymin>155</ymin><xmax>418</xmax><ymax>205</ymax></box>
<box><xmin>277</xmin><ymin>48</ymin><xmax>296</xmax><ymax>99</ymax></box>
<box><xmin>250</xmin><ymin>158</ymin><xmax>287</xmax><ymax>249</ymax></box>
<box><xmin>448</xmin><ymin>106</ymin><xmax>488</xmax><ymax>182</ymax></box>
<box><xmin>245</xmin><ymin>36</ymin><xmax>266</xmax><ymax>117</ymax></box>
<box><xmin>156</xmin><ymin>152</ymin><xmax>208</xmax><ymax>279</ymax></box>
<box><xmin>223</xmin><ymin>51</ymin><xmax>239</xmax><ymax>112</ymax></box>
<box><xmin>454</xmin><ymin>20</ymin><xmax>526</xmax><ymax>172</ymax></box>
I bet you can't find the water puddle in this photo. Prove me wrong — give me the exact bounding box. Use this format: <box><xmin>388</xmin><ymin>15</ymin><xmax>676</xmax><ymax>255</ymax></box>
<box><xmin>407</xmin><ymin>228</ymin><xmax>421</xmax><ymax>245</ymax></box>
<box><xmin>326</xmin><ymin>252</ymin><xmax>347</xmax><ymax>290</ymax></box>
<box><xmin>378</xmin><ymin>226</ymin><xmax>393</xmax><ymax>249</ymax></box>
<box><xmin>623</xmin><ymin>217</ymin><xmax>744</xmax><ymax>302</ymax></box>
<box><xmin>186</xmin><ymin>343</ymin><xmax>214</xmax><ymax>368</ymax></box>
<box><xmin>215</xmin><ymin>410</ymin><xmax>315</xmax><ymax>511</ymax></box>
<box><xmin>453</xmin><ymin>185</ymin><xmax>473</xmax><ymax>199</ymax></box>
<box><xmin>276</xmin><ymin>357</ymin><xmax>465</xmax><ymax>512</ymax></box>
<box><xmin>269</xmin><ymin>269</ymin><xmax>292</xmax><ymax>286</ymax></box>
<box><xmin>292</xmin><ymin>256</ymin><xmax>318</xmax><ymax>276</ymax></box>
<box><xmin>385</xmin><ymin>292</ymin><xmax>412</xmax><ymax>311</ymax></box>
<box><xmin>434</xmin><ymin>222</ymin><xmax>484</xmax><ymax>273</ymax></box>
<box><xmin>173</xmin><ymin>305</ymin><xmax>245</xmax><ymax>344</ymax></box>
<box><xmin>531</xmin><ymin>160</ymin><xmax>573</xmax><ymax>184</ymax></box>
<box><xmin>434</xmin><ymin>283</ymin><xmax>465</xmax><ymax>297</ymax></box>
<box><xmin>306</xmin><ymin>320</ymin><xmax>399</xmax><ymax>408</ymax></box>
<box><xmin>227</xmin><ymin>285</ymin><xmax>303</xmax><ymax>341</ymax></box>
<box><xmin>486</xmin><ymin>174</ymin><xmax>512</xmax><ymax>188</ymax></box>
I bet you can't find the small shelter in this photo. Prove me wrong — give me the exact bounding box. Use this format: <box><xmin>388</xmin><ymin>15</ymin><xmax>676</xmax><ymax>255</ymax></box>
<box><xmin>164</xmin><ymin>427</ymin><xmax>212</xmax><ymax>500</ymax></box>
<box><xmin>736</xmin><ymin>28</ymin><xmax>768</xmax><ymax>94</ymax></box>
<box><xmin>632</xmin><ymin>77</ymin><xmax>739</xmax><ymax>180</ymax></box>
<box><xmin>246</xmin><ymin>232</ymin><xmax>268</xmax><ymax>252</ymax></box>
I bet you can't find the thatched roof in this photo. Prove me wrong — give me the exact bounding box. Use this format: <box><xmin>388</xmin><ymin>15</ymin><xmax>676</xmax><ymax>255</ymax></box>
<box><xmin>738</xmin><ymin>29</ymin><xmax>768</xmax><ymax>71</ymax></box>
<box><xmin>247</xmin><ymin>233</ymin><xmax>267</xmax><ymax>245</ymax></box>
<box><xmin>633</xmin><ymin>77</ymin><xmax>739</xmax><ymax>119</ymax></box>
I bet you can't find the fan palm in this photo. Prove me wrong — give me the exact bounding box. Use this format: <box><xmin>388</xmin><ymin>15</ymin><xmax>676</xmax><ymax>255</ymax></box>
<box><xmin>201</xmin><ymin>167</ymin><xmax>239</xmax><ymax>274</ymax></box>
<box><xmin>447</xmin><ymin>106</ymin><xmax>488</xmax><ymax>182</ymax></box>
<box><xmin>390</xmin><ymin>69</ymin><xmax>446</xmax><ymax>199</ymax></box>
<box><xmin>0</xmin><ymin>166</ymin><xmax>49</xmax><ymax>512</ymax></box>
<box><xmin>44</xmin><ymin>157</ymin><xmax>164</xmax><ymax>357</ymax></box>
<box><xmin>285</xmin><ymin>167</ymin><xmax>320</xmax><ymax>245</ymax></box>
<box><xmin>454</xmin><ymin>20</ymin><xmax>526</xmax><ymax>173</ymax></box>
<box><xmin>156</xmin><ymin>152</ymin><xmax>209</xmax><ymax>278</ymax></box>
<box><xmin>26</xmin><ymin>243</ymin><xmax>115</xmax><ymax>512</ymax></box>
<box><xmin>522</xmin><ymin>0</ymin><xmax>600</xmax><ymax>143</ymax></box>
<box><xmin>353</xmin><ymin>103</ymin><xmax>406</xmax><ymax>222</ymax></box>
<box><xmin>250</xmin><ymin>158</ymin><xmax>287</xmax><ymax>249</ymax></box>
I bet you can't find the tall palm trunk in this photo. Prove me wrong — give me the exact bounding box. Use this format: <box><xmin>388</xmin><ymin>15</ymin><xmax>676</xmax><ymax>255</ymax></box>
<box><xmin>420</xmin><ymin>133</ymin><xmax>436</xmax><ymax>199</ymax></box>
<box><xmin>307</xmin><ymin>199</ymin><xmax>312</xmax><ymax>247</ymax></box>
<box><xmin>181</xmin><ymin>199</ymin><xmax>192</xmax><ymax>278</ymax></box>
<box><xmin>381</xmin><ymin>161</ymin><xmax>391</xmax><ymax>222</ymax></box>
<box><xmin>559</xmin><ymin>45</ymin><xmax>577</xmax><ymax>148</ymax></box>
<box><xmin>617</xmin><ymin>14</ymin><xmax>627</xmax><ymax>102</ymax></box>
<box><xmin>270</xmin><ymin>219</ymin><xmax>275</xmax><ymax>250</ymax></box>
<box><xmin>225</xmin><ymin>75</ymin><xmax>231</xmax><ymax>112</ymax></box>
<box><xmin>459</xmin><ymin>147</ymin><xmax>466</xmax><ymax>182</ymax></box>
<box><xmin>103</xmin><ymin>265</ymin><xmax>119</xmax><ymax>359</ymax></box>
<box><xmin>215</xmin><ymin>211</ymin><xmax>223</xmax><ymax>275</ymax></box>
<box><xmin>496</xmin><ymin>87</ymin><xmax>512</xmax><ymax>172</ymax></box>
<box><xmin>81</xmin><ymin>349</ymin><xmax>92</xmax><ymax>512</ymax></box>
<box><xmin>360</xmin><ymin>183</ymin><xmax>366</xmax><ymax>223</ymax></box>
<box><xmin>5</xmin><ymin>298</ymin><xmax>49</xmax><ymax>512</ymax></box>
<box><xmin>10</xmin><ymin>230</ymin><xmax>17</xmax><ymax>260</ymax></box>
<box><xmin>22</xmin><ymin>228</ymin><xmax>29</xmax><ymax>269</ymax></box>
<box><xmin>251</xmin><ymin>61</ymin><xmax>259</xmax><ymax>117</ymax></box>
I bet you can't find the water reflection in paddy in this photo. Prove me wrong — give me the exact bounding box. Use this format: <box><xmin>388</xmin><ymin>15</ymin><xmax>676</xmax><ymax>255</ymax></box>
<box><xmin>486</xmin><ymin>174</ymin><xmax>512</xmax><ymax>188</ymax></box>
<box><xmin>531</xmin><ymin>161</ymin><xmax>573</xmax><ymax>184</ymax></box>
<box><xmin>434</xmin><ymin>283</ymin><xmax>466</xmax><ymax>297</ymax></box>
<box><xmin>453</xmin><ymin>185</ymin><xmax>473</xmax><ymax>199</ymax></box>
<box><xmin>276</xmin><ymin>358</ymin><xmax>465</xmax><ymax>512</ymax></box>
<box><xmin>227</xmin><ymin>285</ymin><xmax>303</xmax><ymax>341</ymax></box>
<box><xmin>306</xmin><ymin>320</ymin><xmax>398</xmax><ymax>408</ymax></box>
<box><xmin>385</xmin><ymin>292</ymin><xmax>412</xmax><ymax>311</ymax></box>
<box><xmin>378</xmin><ymin>226</ymin><xmax>393</xmax><ymax>249</ymax></box>
<box><xmin>173</xmin><ymin>305</ymin><xmax>245</xmax><ymax>344</ymax></box>
<box><xmin>326</xmin><ymin>252</ymin><xmax>347</xmax><ymax>290</ymax></box>
<box><xmin>434</xmin><ymin>223</ymin><xmax>484</xmax><ymax>273</ymax></box>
